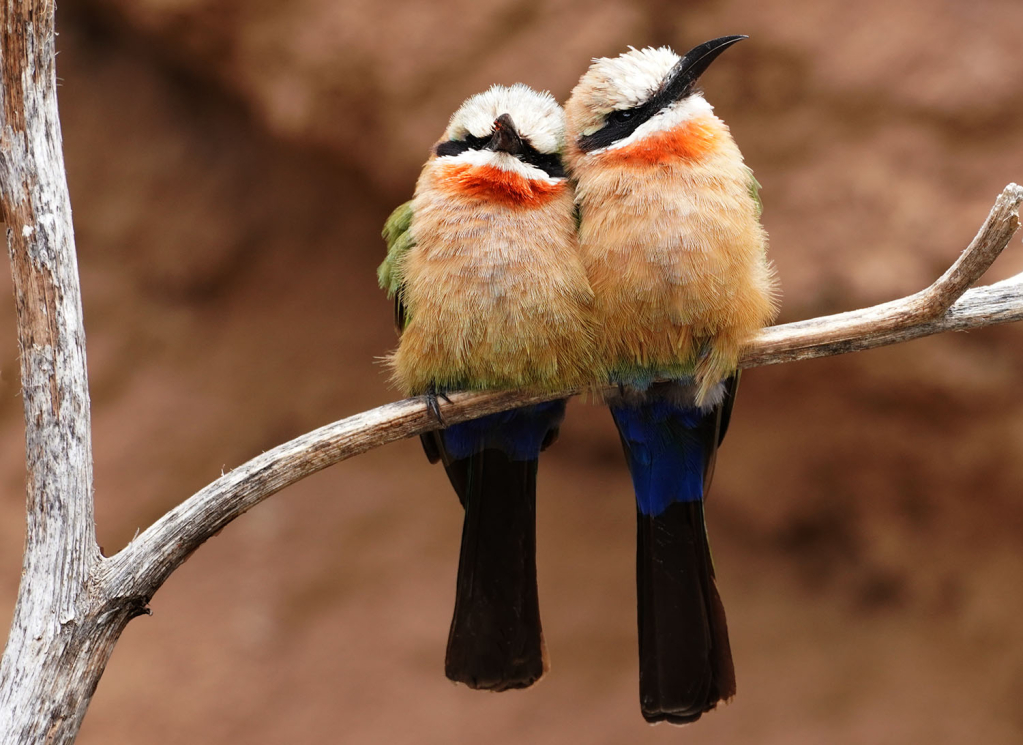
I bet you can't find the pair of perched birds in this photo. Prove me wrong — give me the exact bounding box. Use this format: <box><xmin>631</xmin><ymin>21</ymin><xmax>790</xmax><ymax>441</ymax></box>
<box><xmin>379</xmin><ymin>36</ymin><xmax>778</xmax><ymax>724</ymax></box>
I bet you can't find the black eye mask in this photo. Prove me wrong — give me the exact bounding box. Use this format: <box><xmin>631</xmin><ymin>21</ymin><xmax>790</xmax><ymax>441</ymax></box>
<box><xmin>576</xmin><ymin>36</ymin><xmax>745</xmax><ymax>153</ymax></box>
<box><xmin>435</xmin><ymin>133</ymin><xmax>565</xmax><ymax>179</ymax></box>
<box><xmin>576</xmin><ymin>90</ymin><xmax>681</xmax><ymax>153</ymax></box>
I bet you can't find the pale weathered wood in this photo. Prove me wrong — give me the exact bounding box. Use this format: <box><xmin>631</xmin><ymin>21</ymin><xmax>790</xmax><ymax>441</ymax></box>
<box><xmin>0</xmin><ymin>1</ymin><xmax>118</xmax><ymax>743</ymax></box>
<box><xmin>742</xmin><ymin>183</ymin><xmax>1023</xmax><ymax>366</ymax></box>
<box><xmin>98</xmin><ymin>388</ymin><xmax>560</xmax><ymax>600</ymax></box>
<box><xmin>1</xmin><ymin>0</ymin><xmax>1022</xmax><ymax>741</ymax></box>
<box><xmin>743</xmin><ymin>268</ymin><xmax>1023</xmax><ymax>367</ymax></box>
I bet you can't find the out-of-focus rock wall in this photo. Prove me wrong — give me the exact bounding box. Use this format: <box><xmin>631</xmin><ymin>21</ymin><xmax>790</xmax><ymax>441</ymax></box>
<box><xmin>1</xmin><ymin>1</ymin><xmax>1021</xmax><ymax>743</ymax></box>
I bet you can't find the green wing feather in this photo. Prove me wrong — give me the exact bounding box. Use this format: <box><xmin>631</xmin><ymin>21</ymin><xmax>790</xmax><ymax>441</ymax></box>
<box><xmin>379</xmin><ymin>200</ymin><xmax>415</xmax><ymax>331</ymax></box>
<box><xmin>379</xmin><ymin>200</ymin><xmax>415</xmax><ymax>296</ymax></box>
<box><xmin>746</xmin><ymin>169</ymin><xmax>763</xmax><ymax>218</ymax></box>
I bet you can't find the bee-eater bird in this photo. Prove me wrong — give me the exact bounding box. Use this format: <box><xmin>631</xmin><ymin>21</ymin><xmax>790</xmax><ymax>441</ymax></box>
<box><xmin>564</xmin><ymin>37</ymin><xmax>778</xmax><ymax>723</ymax></box>
<box><xmin>379</xmin><ymin>84</ymin><xmax>596</xmax><ymax>691</ymax></box>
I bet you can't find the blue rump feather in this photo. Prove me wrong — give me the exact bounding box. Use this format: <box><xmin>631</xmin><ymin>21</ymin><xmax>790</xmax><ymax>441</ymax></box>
<box><xmin>441</xmin><ymin>400</ymin><xmax>567</xmax><ymax>461</ymax></box>
<box><xmin>612</xmin><ymin>400</ymin><xmax>708</xmax><ymax>516</ymax></box>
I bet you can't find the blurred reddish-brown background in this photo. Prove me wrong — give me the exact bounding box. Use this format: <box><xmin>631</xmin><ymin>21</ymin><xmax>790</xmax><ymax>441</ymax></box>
<box><xmin>2</xmin><ymin>1</ymin><xmax>1023</xmax><ymax>743</ymax></box>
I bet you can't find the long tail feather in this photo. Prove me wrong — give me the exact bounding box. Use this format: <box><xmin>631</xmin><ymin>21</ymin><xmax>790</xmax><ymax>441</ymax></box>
<box><xmin>432</xmin><ymin>401</ymin><xmax>565</xmax><ymax>691</ymax></box>
<box><xmin>611</xmin><ymin>380</ymin><xmax>737</xmax><ymax>723</ymax></box>
<box><xmin>636</xmin><ymin>501</ymin><xmax>734</xmax><ymax>723</ymax></box>
<box><xmin>444</xmin><ymin>449</ymin><xmax>546</xmax><ymax>690</ymax></box>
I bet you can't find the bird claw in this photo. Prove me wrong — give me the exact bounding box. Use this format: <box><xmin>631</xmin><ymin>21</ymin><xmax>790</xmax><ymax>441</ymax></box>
<box><xmin>425</xmin><ymin>386</ymin><xmax>452</xmax><ymax>425</ymax></box>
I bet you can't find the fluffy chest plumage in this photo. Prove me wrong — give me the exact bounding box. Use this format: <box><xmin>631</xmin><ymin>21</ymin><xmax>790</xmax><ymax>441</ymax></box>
<box><xmin>568</xmin><ymin>116</ymin><xmax>776</xmax><ymax>380</ymax></box>
<box><xmin>388</xmin><ymin>160</ymin><xmax>597</xmax><ymax>394</ymax></box>
<box><xmin>576</xmin><ymin>131</ymin><xmax>764</xmax><ymax>319</ymax></box>
<box><xmin>410</xmin><ymin>168</ymin><xmax>576</xmax><ymax>289</ymax></box>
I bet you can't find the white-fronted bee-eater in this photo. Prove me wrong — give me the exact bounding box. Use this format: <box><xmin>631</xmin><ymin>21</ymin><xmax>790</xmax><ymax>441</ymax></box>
<box><xmin>564</xmin><ymin>37</ymin><xmax>779</xmax><ymax>723</ymax></box>
<box><xmin>379</xmin><ymin>84</ymin><xmax>598</xmax><ymax>691</ymax></box>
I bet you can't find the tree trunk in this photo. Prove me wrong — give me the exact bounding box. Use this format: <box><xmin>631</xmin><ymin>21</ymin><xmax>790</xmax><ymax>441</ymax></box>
<box><xmin>0</xmin><ymin>1</ymin><xmax>103</xmax><ymax>741</ymax></box>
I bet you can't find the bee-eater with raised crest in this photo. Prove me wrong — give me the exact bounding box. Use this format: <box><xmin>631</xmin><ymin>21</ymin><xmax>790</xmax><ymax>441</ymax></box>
<box><xmin>564</xmin><ymin>37</ymin><xmax>779</xmax><ymax>723</ymax></box>
<box><xmin>379</xmin><ymin>84</ymin><xmax>596</xmax><ymax>691</ymax></box>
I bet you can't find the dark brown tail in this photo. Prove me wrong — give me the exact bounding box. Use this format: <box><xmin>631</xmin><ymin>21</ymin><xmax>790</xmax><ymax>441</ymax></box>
<box><xmin>636</xmin><ymin>499</ymin><xmax>735</xmax><ymax>723</ymax></box>
<box><xmin>442</xmin><ymin>448</ymin><xmax>546</xmax><ymax>690</ymax></box>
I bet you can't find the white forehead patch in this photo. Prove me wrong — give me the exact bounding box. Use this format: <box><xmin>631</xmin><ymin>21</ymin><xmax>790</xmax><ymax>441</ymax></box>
<box><xmin>444</xmin><ymin>83</ymin><xmax>565</xmax><ymax>155</ymax></box>
<box><xmin>585</xmin><ymin>46</ymin><xmax>680</xmax><ymax>112</ymax></box>
<box><xmin>435</xmin><ymin>148</ymin><xmax>563</xmax><ymax>185</ymax></box>
<box><xmin>588</xmin><ymin>94</ymin><xmax>714</xmax><ymax>155</ymax></box>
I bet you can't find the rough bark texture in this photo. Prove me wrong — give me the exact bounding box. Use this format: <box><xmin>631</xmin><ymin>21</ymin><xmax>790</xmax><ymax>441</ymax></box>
<box><xmin>1</xmin><ymin>2</ymin><xmax>1023</xmax><ymax>743</ymax></box>
<box><xmin>98</xmin><ymin>388</ymin><xmax>559</xmax><ymax>600</ymax></box>
<box><xmin>0</xmin><ymin>1</ymin><xmax>109</xmax><ymax>743</ymax></box>
<box><xmin>743</xmin><ymin>184</ymin><xmax>1023</xmax><ymax>366</ymax></box>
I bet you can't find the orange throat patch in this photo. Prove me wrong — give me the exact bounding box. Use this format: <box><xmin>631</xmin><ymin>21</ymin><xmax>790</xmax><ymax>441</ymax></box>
<box><xmin>596</xmin><ymin>117</ymin><xmax>721</xmax><ymax>167</ymax></box>
<box><xmin>437</xmin><ymin>162</ymin><xmax>566</xmax><ymax>207</ymax></box>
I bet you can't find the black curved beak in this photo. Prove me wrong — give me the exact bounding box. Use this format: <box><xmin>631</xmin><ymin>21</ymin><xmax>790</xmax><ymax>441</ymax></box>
<box><xmin>664</xmin><ymin>35</ymin><xmax>747</xmax><ymax>103</ymax></box>
<box><xmin>487</xmin><ymin>113</ymin><xmax>524</xmax><ymax>155</ymax></box>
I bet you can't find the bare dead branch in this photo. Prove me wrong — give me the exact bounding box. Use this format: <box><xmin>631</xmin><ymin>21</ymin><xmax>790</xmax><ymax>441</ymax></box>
<box><xmin>743</xmin><ymin>268</ymin><xmax>1023</xmax><ymax>367</ymax></box>
<box><xmin>743</xmin><ymin>183</ymin><xmax>1023</xmax><ymax>366</ymax></box>
<box><xmin>99</xmin><ymin>183</ymin><xmax>1023</xmax><ymax>604</ymax></box>
<box><xmin>0</xmin><ymin>1</ymin><xmax>108</xmax><ymax>742</ymax></box>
